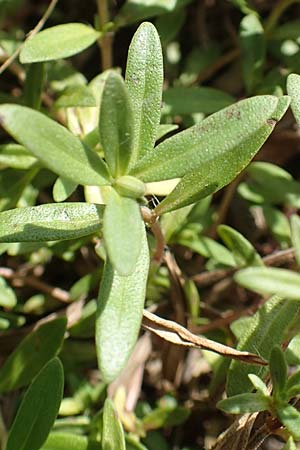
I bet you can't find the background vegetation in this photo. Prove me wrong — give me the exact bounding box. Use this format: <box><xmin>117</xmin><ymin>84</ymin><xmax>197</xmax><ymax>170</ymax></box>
<box><xmin>2</xmin><ymin>0</ymin><xmax>300</xmax><ymax>449</ymax></box>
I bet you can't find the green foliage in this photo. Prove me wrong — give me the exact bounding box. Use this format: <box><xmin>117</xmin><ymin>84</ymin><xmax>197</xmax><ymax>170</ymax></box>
<box><xmin>0</xmin><ymin>318</ymin><xmax>66</xmax><ymax>393</ymax></box>
<box><xmin>20</xmin><ymin>23</ymin><xmax>100</xmax><ymax>63</ymax></box>
<box><xmin>2</xmin><ymin>2</ymin><xmax>300</xmax><ymax>448</ymax></box>
<box><xmin>96</xmin><ymin>226</ymin><xmax>149</xmax><ymax>382</ymax></box>
<box><xmin>6</xmin><ymin>357</ymin><xmax>64</xmax><ymax>450</ymax></box>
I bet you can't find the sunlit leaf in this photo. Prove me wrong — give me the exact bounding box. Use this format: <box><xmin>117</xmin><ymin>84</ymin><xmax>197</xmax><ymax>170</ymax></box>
<box><xmin>0</xmin><ymin>203</ymin><xmax>104</xmax><ymax>242</ymax></box>
<box><xmin>96</xmin><ymin>227</ymin><xmax>149</xmax><ymax>382</ymax></box>
<box><xmin>20</xmin><ymin>23</ymin><xmax>100</xmax><ymax>63</ymax></box>
<box><xmin>125</xmin><ymin>22</ymin><xmax>163</xmax><ymax>163</ymax></box>
<box><xmin>217</xmin><ymin>393</ymin><xmax>269</xmax><ymax>414</ymax></box>
<box><xmin>0</xmin><ymin>104</ymin><xmax>110</xmax><ymax>186</ymax></box>
<box><xmin>102</xmin><ymin>399</ymin><xmax>126</xmax><ymax>450</ymax></box>
<box><xmin>103</xmin><ymin>189</ymin><xmax>144</xmax><ymax>276</ymax></box>
<box><xmin>99</xmin><ymin>71</ymin><xmax>134</xmax><ymax>176</ymax></box>
<box><xmin>235</xmin><ymin>267</ymin><xmax>300</xmax><ymax>300</ymax></box>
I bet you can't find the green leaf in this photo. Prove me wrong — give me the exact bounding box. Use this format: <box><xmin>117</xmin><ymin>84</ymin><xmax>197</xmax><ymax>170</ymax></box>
<box><xmin>277</xmin><ymin>404</ymin><xmax>300</xmax><ymax>440</ymax></box>
<box><xmin>0</xmin><ymin>104</ymin><xmax>110</xmax><ymax>186</ymax></box>
<box><xmin>262</xmin><ymin>205</ymin><xmax>291</xmax><ymax>247</ymax></box>
<box><xmin>234</xmin><ymin>267</ymin><xmax>300</xmax><ymax>300</ymax></box>
<box><xmin>218</xmin><ymin>225</ymin><xmax>263</xmax><ymax>267</ymax></box>
<box><xmin>270</xmin><ymin>345</ymin><xmax>287</xmax><ymax>394</ymax></box>
<box><xmin>6</xmin><ymin>358</ymin><xmax>64</xmax><ymax>450</ymax></box>
<box><xmin>125</xmin><ymin>22</ymin><xmax>163</xmax><ymax>163</ymax></box>
<box><xmin>227</xmin><ymin>296</ymin><xmax>300</xmax><ymax>396</ymax></box>
<box><xmin>102</xmin><ymin>399</ymin><xmax>126</xmax><ymax>450</ymax></box>
<box><xmin>291</xmin><ymin>214</ymin><xmax>300</xmax><ymax>267</ymax></box>
<box><xmin>54</xmin><ymin>85</ymin><xmax>96</xmax><ymax>109</ymax></box>
<box><xmin>0</xmin><ymin>317</ymin><xmax>66</xmax><ymax>392</ymax></box>
<box><xmin>178</xmin><ymin>235</ymin><xmax>236</xmax><ymax>268</ymax></box>
<box><xmin>99</xmin><ymin>71</ymin><xmax>134</xmax><ymax>176</ymax></box>
<box><xmin>0</xmin><ymin>144</ymin><xmax>36</xmax><ymax>169</ymax></box>
<box><xmin>242</xmin><ymin>162</ymin><xmax>300</xmax><ymax>208</ymax></box>
<box><xmin>248</xmin><ymin>374</ymin><xmax>269</xmax><ymax>396</ymax></box>
<box><xmin>0</xmin><ymin>276</ymin><xmax>17</xmax><ymax>308</ymax></box>
<box><xmin>42</xmin><ymin>433</ymin><xmax>99</xmax><ymax>450</ymax></box>
<box><xmin>239</xmin><ymin>14</ymin><xmax>265</xmax><ymax>94</ymax></box>
<box><xmin>20</xmin><ymin>23</ymin><xmax>100</xmax><ymax>63</ymax></box>
<box><xmin>0</xmin><ymin>203</ymin><xmax>104</xmax><ymax>242</ymax></box>
<box><xmin>103</xmin><ymin>189</ymin><xmax>144</xmax><ymax>276</ymax></box>
<box><xmin>152</xmin><ymin>96</ymin><xmax>290</xmax><ymax>214</ymax></box>
<box><xmin>156</xmin><ymin>124</ymin><xmax>178</xmax><ymax>141</ymax></box>
<box><xmin>162</xmin><ymin>87</ymin><xmax>234</xmax><ymax>115</ymax></box>
<box><xmin>217</xmin><ymin>393</ymin><xmax>269</xmax><ymax>414</ymax></box>
<box><xmin>132</xmin><ymin>95</ymin><xmax>290</xmax><ymax>182</ymax></box>
<box><xmin>53</xmin><ymin>177</ymin><xmax>77</xmax><ymax>202</ymax></box>
<box><xmin>287</xmin><ymin>73</ymin><xmax>300</xmax><ymax>128</ymax></box>
<box><xmin>142</xmin><ymin>406</ymin><xmax>190</xmax><ymax>430</ymax></box>
<box><xmin>96</xmin><ymin>226</ymin><xmax>149</xmax><ymax>382</ymax></box>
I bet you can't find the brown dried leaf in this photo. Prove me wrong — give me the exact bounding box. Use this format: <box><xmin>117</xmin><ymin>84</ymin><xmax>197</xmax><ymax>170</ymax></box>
<box><xmin>142</xmin><ymin>310</ymin><xmax>267</xmax><ymax>366</ymax></box>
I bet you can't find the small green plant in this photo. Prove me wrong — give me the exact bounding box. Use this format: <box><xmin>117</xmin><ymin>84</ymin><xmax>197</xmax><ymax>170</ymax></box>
<box><xmin>218</xmin><ymin>346</ymin><xmax>300</xmax><ymax>443</ymax></box>
<box><xmin>0</xmin><ymin>22</ymin><xmax>291</xmax><ymax>385</ymax></box>
<box><xmin>2</xmin><ymin>1</ymin><xmax>300</xmax><ymax>448</ymax></box>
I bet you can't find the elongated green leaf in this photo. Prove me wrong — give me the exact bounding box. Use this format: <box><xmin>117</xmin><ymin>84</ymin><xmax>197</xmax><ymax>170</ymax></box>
<box><xmin>99</xmin><ymin>71</ymin><xmax>134</xmax><ymax>176</ymax></box>
<box><xmin>132</xmin><ymin>96</ymin><xmax>290</xmax><ymax>182</ymax></box>
<box><xmin>103</xmin><ymin>189</ymin><xmax>144</xmax><ymax>276</ymax></box>
<box><xmin>42</xmin><ymin>433</ymin><xmax>99</xmax><ymax>450</ymax></box>
<box><xmin>96</xmin><ymin>227</ymin><xmax>149</xmax><ymax>382</ymax></box>
<box><xmin>235</xmin><ymin>267</ymin><xmax>300</xmax><ymax>300</ymax></box>
<box><xmin>54</xmin><ymin>85</ymin><xmax>96</xmax><ymax>109</ymax></box>
<box><xmin>239</xmin><ymin>14</ymin><xmax>265</xmax><ymax>94</ymax></box>
<box><xmin>53</xmin><ymin>177</ymin><xmax>77</xmax><ymax>202</ymax></box>
<box><xmin>102</xmin><ymin>399</ymin><xmax>126</xmax><ymax>450</ymax></box>
<box><xmin>178</xmin><ymin>236</ymin><xmax>236</xmax><ymax>268</ymax></box>
<box><xmin>6</xmin><ymin>358</ymin><xmax>64</xmax><ymax>450</ymax></box>
<box><xmin>277</xmin><ymin>404</ymin><xmax>300</xmax><ymax>440</ymax></box>
<box><xmin>291</xmin><ymin>214</ymin><xmax>300</xmax><ymax>267</ymax></box>
<box><xmin>248</xmin><ymin>374</ymin><xmax>269</xmax><ymax>396</ymax></box>
<box><xmin>218</xmin><ymin>224</ymin><xmax>263</xmax><ymax>267</ymax></box>
<box><xmin>0</xmin><ymin>203</ymin><xmax>104</xmax><ymax>242</ymax></box>
<box><xmin>153</xmin><ymin>96</ymin><xmax>290</xmax><ymax>214</ymax></box>
<box><xmin>270</xmin><ymin>346</ymin><xmax>287</xmax><ymax>394</ymax></box>
<box><xmin>262</xmin><ymin>205</ymin><xmax>291</xmax><ymax>246</ymax></box>
<box><xmin>227</xmin><ymin>296</ymin><xmax>300</xmax><ymax>396</ymax></box>
<box><xmin>0</xmin><ymin>104</ymin><xmax>110</xmax><ymax>186</ymax></box>
<box><xmin>0</xmin><ymin>144</ymin><xmax>36</xmax><ymax>169</ymax></box>
<box><xmin>0</xmin><ymin>317</ymin><xmax>66</xmax><ymax>393</ymax></box>
<box><xmin>217</xmin><ymin>393</ymin><xmax>269</xmax><ymax>414</ymax></box>
<box><xmin>287</xmin><ymin>73</ymin><xmax>300</xmax><ymax>128</ymax></box>
<box><xmin>20</xmin><ymin>23</ymin><xmax>100</xmax><ymax>63</ymax></box>
<box><xmin>125</xmin><ymin>22</ymin><xmax>163</xmax><ymax>163</ymax></box>
<box><xmin>162</xmin><ymin>86</ymin><xmax>234</xmax><ymax>115</ymax></box>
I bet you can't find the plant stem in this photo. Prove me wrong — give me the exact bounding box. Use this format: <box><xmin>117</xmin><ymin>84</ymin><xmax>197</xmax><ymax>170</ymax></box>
<box><xmin>97</xmin><ymin>0</ymin><xmax>113</xmax><ymax>70</ymax></box>
<box><xmin>265</xmin><ymin>0</ymin><xmax>300</xmax><ymax>35</ymax></box>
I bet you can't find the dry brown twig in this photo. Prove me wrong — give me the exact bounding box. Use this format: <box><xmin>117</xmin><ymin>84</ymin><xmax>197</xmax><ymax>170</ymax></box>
<box><xmin>142</xmin><ymin>309</ymin><xmax>267</xmax><ymax>366</ymax></box>
<box><xmin>0</xmin><ymin>0</ymin><xmax>59</xmax><ymax>76</ymax></box>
